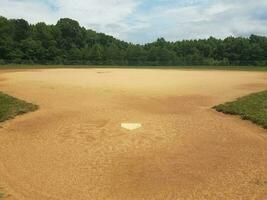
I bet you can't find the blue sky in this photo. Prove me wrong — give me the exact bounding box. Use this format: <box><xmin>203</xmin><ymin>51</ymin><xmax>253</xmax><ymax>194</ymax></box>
<box><xmin>0</xmin><ymin>0</ymin><xmax>267</xmax><ymax>43</ymax></box>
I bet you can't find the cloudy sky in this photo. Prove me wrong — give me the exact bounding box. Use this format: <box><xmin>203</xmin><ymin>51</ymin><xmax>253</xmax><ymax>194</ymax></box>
<box><xmin>0</xmin><ymin>0</ymin><xmax>267</xmax><ymax>43</ymax></box>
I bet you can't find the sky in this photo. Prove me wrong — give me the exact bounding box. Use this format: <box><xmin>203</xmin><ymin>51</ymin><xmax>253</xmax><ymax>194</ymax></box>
<box><xmin>0</xmin><ymin>0</ymin><xmax>267</xmax><ymax>43</ymax></box>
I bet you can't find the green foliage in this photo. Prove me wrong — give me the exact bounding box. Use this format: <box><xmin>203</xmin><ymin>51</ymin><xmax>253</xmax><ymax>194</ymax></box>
<box><xmin>11</xmin><ymin>19</ymin><xmax>30</xmax><ymax>42</ymax></box>
<box><xmin>0</xmin><ymin>16</ymin><xmax>267</xmax><ymax>66</ymax></box>
<box><xmin>214</xmin><ymin>91</ymin><xmax>267</xmax><ymax>129</ymax></box>
<box><xmin>0</xmin><ymin>92</ymin><xmax>38</xmax><ymax>122</ymax></box>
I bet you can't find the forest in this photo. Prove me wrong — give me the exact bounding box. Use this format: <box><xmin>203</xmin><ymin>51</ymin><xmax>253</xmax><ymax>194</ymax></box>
<box><xmin>0</xmin><ymin>16</ymin><xmax>267</xmax><ymax>66</ymax></box>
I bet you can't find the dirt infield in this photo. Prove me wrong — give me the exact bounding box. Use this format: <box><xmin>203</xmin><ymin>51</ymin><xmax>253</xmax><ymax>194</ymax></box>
<box><xmin>0</xmin><ymin>69</ymin><xmax>267</xmax><ymax>200</ymax></box>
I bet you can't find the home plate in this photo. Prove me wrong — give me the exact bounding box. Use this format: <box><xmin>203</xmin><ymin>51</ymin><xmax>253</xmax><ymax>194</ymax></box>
<box><xmin>121</xmin><ymin>123</ymin><xmax>142</xmax><ymax>131</ymax></box>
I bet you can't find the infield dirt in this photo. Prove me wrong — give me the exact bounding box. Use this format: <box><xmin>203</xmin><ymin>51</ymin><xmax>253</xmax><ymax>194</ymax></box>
<box><xmin>0</xmin><ymin>69</ymin><xmax>267</xmax><ymax>200</ymax></box>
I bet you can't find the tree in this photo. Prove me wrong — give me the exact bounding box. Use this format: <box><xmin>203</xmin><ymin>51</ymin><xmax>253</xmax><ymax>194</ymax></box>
<box><xmin>56</xmin><ymin>18</ymin><xmax>83</xmax><ymax>49</ymax></box>
<box><xmin>0</xmin><ymin>16</ymin><xmax>266</xmax><ymax>67</ymax></box>
<box><xmin>11</xmin><ymin>19</ymin><xmax>30</xmax><ymax>41</ymax></box>
<box><xmin>90</xmin><ymin>44</ymin><xmax>103</xmax><ymax>64</ymax></box>
<box><xmin>0</xmin><ymin>17</ymin><xmax>14</xmax><ymax>60</ymax></box>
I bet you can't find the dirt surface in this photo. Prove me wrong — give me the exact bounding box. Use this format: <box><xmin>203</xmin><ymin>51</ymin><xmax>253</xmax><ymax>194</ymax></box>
<box><xmin>0</xmin><ymin>69</ymin><xmax>267</xmax><ymax>200</ymax></box>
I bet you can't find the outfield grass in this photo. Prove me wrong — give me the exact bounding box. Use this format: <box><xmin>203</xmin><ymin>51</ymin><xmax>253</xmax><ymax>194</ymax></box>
<box><xmin>0</xmin><ymin>92</ymin><xmax>38</xmax><ymax>123</ymax></box>
<box><xmin>214</xmin><ymin>91</ymin><xmax>267</xmax><ymax>129</ymax></box>
<box><xmin>0</xmin><ymin>64</ymin><xmax>267</xmax><ymax>71</ymax></box>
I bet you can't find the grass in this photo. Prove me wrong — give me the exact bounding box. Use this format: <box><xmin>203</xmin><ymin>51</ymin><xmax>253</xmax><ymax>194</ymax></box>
<box><xmin>0</xmin><ymin>94</ymin><xmax>38</xmax><ymax>199</ymax></box>
<box><xmin>0</xmin><ymin>92</ymin><xmax>38</xmax><ymax>123</ymax></box>
<box><xmin>0</xmin><ymin>64</ymin><xmax>267</xmax><ymax>71</ymax></box>
<box><xmin>0</xmin><ymin>187</ymin><xmax>4</xmax><ymax>199</ymax></box>
<box><xmin>214</xmin><ymin>91</ymin><xmax>267</xmax><ymax>129</ymax></box>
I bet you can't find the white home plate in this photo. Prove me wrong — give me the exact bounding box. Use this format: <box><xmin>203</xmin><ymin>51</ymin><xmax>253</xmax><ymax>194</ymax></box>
<box><xmin>121</xmin><ymin>123</ymin><xmax>142</xmax><ymax>130</ymax></box>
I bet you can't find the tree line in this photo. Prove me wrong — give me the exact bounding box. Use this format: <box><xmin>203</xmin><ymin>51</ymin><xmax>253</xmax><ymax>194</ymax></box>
<box><xmin>0</xmin><ymin>16</ymin><xmax>267</xmax><ymax>66</ymax></box>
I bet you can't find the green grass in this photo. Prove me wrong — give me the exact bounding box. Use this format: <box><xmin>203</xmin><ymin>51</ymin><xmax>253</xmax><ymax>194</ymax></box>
<box><xmin>0</xmin><ymin>187</ymin><xmax>4</xmax><ymax>199</ymax></box>
<box><xmin>0</xmin><ymin>64</ymin><xmax>267</xmax><ymax>71</ymax></box>
<box><xmin>214</xmin><ymin>91</ymin><xmax>267</xmax><ymax>129</ymax></box>
<box><xmin>0</xmin><ymin>92</ymin><xmax>38</xmax><ymax>123</ymax></box>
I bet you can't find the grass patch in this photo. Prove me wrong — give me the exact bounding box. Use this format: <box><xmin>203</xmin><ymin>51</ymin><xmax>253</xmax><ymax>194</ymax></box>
<box><xmin>0</xmin><ymin>187</ymin><xmax>4</xmax><ymax>199</ymax></box>
<box><xmin>214</xmin><ymin>91</ymin><xmax>267</xmax><ymax>129</ymax></box>
<box><xmin>0</xmin><ymin>92</ymin><xmax>38</xmax><ymax>123</ymax></box>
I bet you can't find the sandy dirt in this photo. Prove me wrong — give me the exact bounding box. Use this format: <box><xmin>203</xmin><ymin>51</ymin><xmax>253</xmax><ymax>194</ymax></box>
<box><xmin>0</xmin><ymin>69</ymin><xmax>267</xmax><ymax>200</ymax></box>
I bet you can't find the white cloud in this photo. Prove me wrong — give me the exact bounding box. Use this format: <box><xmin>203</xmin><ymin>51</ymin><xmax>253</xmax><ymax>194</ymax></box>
<box><xmin>0</xmin><ymin>0</ymin><xmax>56</xmax><ymax>24</ymax></box>
<box><xmin>57</xmin><ymin>0</ymin><xmax>137</xmax><ymax>24</ymax></box>
<box><xmin>0</xmin><ymin>0</ymin><xmax>267</xmax><ymax>43</ymax></box>
<box><xmin>0</xmin><ymin>0</ymin><xmax>140</xmax><ymax>24</ymax></box>
<box><xmin>126</xmin><ymin>0</ymin><xmax>267</xmax><ymax>43</ymax></box>
<box><xmin>0</xmin><ymin>0</ymin><xmax>143</xmax><ymax>40</ymax></box>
